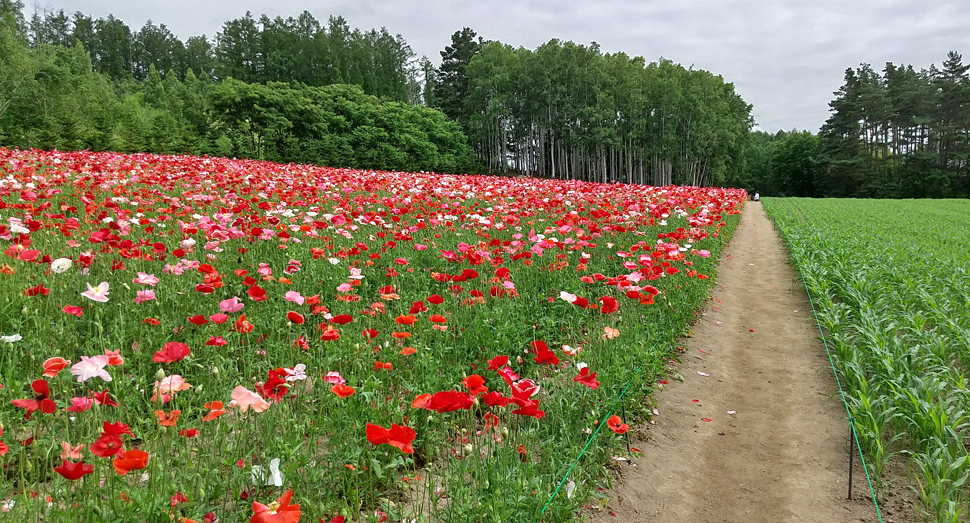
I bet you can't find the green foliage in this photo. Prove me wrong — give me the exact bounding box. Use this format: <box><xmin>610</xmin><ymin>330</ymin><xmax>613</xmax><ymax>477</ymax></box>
<box><xmin>454</xmin><ymin>40</ymin><xmax>752</xmax><ymax>184</ymax></box>
<box><xmin>818</xmin><ymin>53</ymin><xmax>970</xmax><ymax>198</ymax></box>
<box><xmin>209</xmin><ymin>80</ymin><xmax>478</xmax><ymax>172</ymax></box>
<box><xmin>735</xmin><ymin>130</ymin><xmax>818</xmax><ymax>196</ymax></box>
<box><xmin>433</xmin><ymin>27</ymin><xmax>485</xmax><ymax>125</ymax></box>
<box><xmin>0</xmin><ymin>11</ymin><xmax>477</xmax><ymax>174</ymax></box>
<box><xmin>766</xmin><ymin>198</ymin><xmax>970</xmax><ymax>520</ymax></box>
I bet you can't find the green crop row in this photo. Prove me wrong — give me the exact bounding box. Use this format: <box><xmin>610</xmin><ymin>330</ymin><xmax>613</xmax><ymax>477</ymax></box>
<box><xmin>765</xmin><ymin>198</ymin><xmax>970</xmax><ymax>523</ymax></box>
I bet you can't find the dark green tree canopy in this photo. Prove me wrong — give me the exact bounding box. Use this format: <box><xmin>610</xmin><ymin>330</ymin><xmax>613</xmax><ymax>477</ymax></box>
<box><xmin>817</xmin><ymin>52</ymin><xmax>970</xmax><ymax>198</ymax></box>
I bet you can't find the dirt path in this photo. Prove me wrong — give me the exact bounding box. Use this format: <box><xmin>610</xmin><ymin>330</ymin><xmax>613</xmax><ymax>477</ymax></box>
<box><xmin>587</xmin><ymin>202</ymin><xmax>880</xmax><ymax>523</ymax></box>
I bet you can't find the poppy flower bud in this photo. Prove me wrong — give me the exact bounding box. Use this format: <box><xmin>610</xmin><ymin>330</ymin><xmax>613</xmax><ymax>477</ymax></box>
<box><xmin>501</xmin><ymin>427</ymin><xmax>509</xmax><ymax>438</ymax></box>
<box><xmin>195</xmin><ymin>384</ymin><xmax>204</xmax><ymax>394</ymax></box>
<box><xmin>462</xmin><ymin>444</ymin><xmax>474</xmax><ymax>457</ymax></box>
<box><xmin>155</xmin><ymin>368</ymin><xmax>166</xmax><ymax>381</ymax></box>
<box><xmin>473</xmin><ymin>397</ymin><xmax>480</xmax><ymax>408</ymax></box>
<box><xmin>211</xmin><ymin>366</ymin><xmax>219</xmax><ymax>376</ymax></box>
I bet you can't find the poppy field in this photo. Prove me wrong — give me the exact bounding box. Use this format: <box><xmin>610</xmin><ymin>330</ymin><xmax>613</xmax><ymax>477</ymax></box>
<box><xmin>765</xmin><ymin>198</ymin><xmax>970</xmax><ymax>523</ymax></box>
<box><xmin>0</xmin><ymin>147</ymin><xmax>745</xmax><ymax>522</ymax></box>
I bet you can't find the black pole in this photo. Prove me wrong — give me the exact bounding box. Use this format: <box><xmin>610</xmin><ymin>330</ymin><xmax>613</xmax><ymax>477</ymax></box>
<box><xmin>621</xmin><ymin>398</ymin><xmax>631</xmax><ymax>456</ymax></box>
<box><xmin>848</xmin><ymin>420</ymin><xmax>854</xmax><ymax>500</ymax></box>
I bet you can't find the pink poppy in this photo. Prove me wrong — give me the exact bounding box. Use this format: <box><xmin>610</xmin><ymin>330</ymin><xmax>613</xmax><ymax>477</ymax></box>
<box><xmin>70</xmin><ymin>355</ymin><xmax>112</xmax><ymax>383</ymax></box>
<box><xmin>219</xmin><ymin>297</ymin><xmax>244</xmax><ymax>313</ymax></box>
<box><xmin>230</xmin><ymin>386</ymin><xmax>270</xmax><ymax>413</ymax></box>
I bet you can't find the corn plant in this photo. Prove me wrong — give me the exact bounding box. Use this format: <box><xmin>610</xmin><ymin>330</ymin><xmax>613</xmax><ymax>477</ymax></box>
<box><xmin>765</xmin><ymin>198</ymin><xmax>970</xmax><ymax>522</ymax></box>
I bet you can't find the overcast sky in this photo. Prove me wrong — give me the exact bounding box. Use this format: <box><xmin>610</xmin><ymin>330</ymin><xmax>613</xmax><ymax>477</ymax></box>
<box><xmin>36</xmin><ymin>0</ymin><xmax>970</xmax><ymax>133</ymax></box>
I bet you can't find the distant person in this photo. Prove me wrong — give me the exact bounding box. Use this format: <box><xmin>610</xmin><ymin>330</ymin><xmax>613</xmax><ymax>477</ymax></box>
<box><xmin>753</xmin><ymin>192</ymin><xmax>760</xmax><ymax>201</ymax></box>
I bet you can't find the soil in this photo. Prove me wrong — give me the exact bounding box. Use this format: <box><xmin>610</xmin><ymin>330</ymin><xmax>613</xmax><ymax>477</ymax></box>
<box><xmin>585</xmin><ymin>202</ymin><xmax>920</xmax><ymax>523</ymax></box>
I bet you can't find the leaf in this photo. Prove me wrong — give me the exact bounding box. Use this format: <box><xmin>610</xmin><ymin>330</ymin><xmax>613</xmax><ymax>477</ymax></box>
<box><xmin>369</xmin><ymin>458</ymin><xmax>383</xmax><ymax>479</ymax></box>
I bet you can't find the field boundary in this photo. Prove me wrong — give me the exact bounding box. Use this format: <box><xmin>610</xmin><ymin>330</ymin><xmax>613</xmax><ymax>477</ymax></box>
<box><xmin>764</xmin><ymin>205</ymin><xmax>884</xmax><ymax>523</ymax></box>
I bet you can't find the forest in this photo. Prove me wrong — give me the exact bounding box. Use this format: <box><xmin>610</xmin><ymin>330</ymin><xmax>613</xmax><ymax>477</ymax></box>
<box><xmin>742</xmin><ymin>53</ymin><xmax>970</xmax><ymax>199</ymax></box>
<box><xmin>816</xmin><ymin>53</ymin><xmax>970</xmax><ymax>198</ymax></box>
<box><xmin>0</xmin><ymin>2</ymin><xmax>754</xmax><ymax>185</ymax></box>
<box><xmin>432</xmin><ymin>30</ymin><xmax>753</xmax><ymax>186</ymax></box>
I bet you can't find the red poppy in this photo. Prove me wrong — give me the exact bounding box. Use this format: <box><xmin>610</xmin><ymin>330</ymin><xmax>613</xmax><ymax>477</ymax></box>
<box><xmin>155</xmin><ymin>409</ymin><xmax>181</xmax><ymax>427</ymax></box>
<box><xmin>511</xmin><ymin>400</ymin><xmax>545</xmax><ymax>419</ymax></box>
<box><xmin>330</xmin><ymin>314</ymin><xmax>353</xmax><ymax>325</ymax></box>
<box><xmin>154</xmin><ymin>342</ymin><xmax>191</xmax><ymax>363</ymax></box>
<box><xmin>462</xmin><ymin>375</ymin><xmax>488</xmax><ymax>396</ymax></box>
<box><xmin>188</xmin><ymin>315</ymin><xmax>209</xmax><ymax>325</ymax></box>
<box><xmin>104</xmin><ymin>350</ymin><xmax>124</xmax><ymax>366</ymax></box>
<box><xmin>23</xmin><ymin>284</ymin><xmax>50</xmax><ymax>297</ymax></box>
<box><xmin>102</xmin><ymin>421</ymin><xmax>134</xmax><ymax>437</ymax></box>
<box><xmin>171</xmin><ymin>491</ymin><xmax>189</xmax><ymax>506</ymax></box>
<box><xmin>598</xmin><ymin>296</ymin><xmax>619</xmax><ymax>314</ymax></box>
<box><xmin>11</xmin><ymin>379</ymin><xmax>57</xmax><ymax>419</ymax></box>
<box><xmin>250</xmin><ymin>489</ymin><xmax>301</xmax><ymax>523</ymax></box>
<box><xmin>427</xmin><ymin>294</ymin><xmax>444</xmax><ymax>305</ymax></box>
<box><xmin>391</xmin><ymin>332</ymin><xmax>411</xmax><ymax>339</ymax></box>
<box><xmin>113</xmin><ymin>449</ymin><xmax>149</xmax><ymax>475</ymax></box>
<box><xmin>320</xmin><ymin>328</ymin><xmax>340</xmax><ymax>341</ymax></box>
<box><xmin>286</xmin><ymin>311</ymin><xmax>305</xmax><ymax>324</ymax></box>
<box><xmin>607</xmin><ymin>415</ymin><xmax>629</xmax><ymax>434</ymax></box>
<box><xmin>412</xmin><ymin>390</ymin><xmax>474</xmax><ymax>413</ymax></box>
<box><xmin>429</xmin><ymin>314</ymin><xmax>447</xmax><ymax>323</ymax></box>
<box><xmin>573</xmin><ymin>367</ymin><xmax>600</xmax><ymax>389</ymax></box>
<box><xmin>260</xmin><ymin>373</ymin><xmax>289</xmax><ymax>401</ymax></box>
<box><xmin>361</xmin><ymin>328</ymin><xmax>379</xmax><ymax>339</ymax></box>
<box><xmin>394</xmin><ymin>315</ymin><xmax>416</xmax><ymax>325</ymax></box>
<box><xmin>496</xmin><ymin>366</ymin><xmax>519</xmax><ymax>387</ymax></box>
<box><xmin>92</xmin><ymin>390</ymin><xmax>118</xmax><ymax>407</ymax></box>
<box><xmin>206</xmin><ymin>336</ymin><xmax>229</xmax><ymax>346</ymax></box>
<box><xmin>366</xmin><ymin>422</ymin><xmax>416</xmax><ymax>454</ymax></box>
<box><xmin>62</xmin><ymin>305</ymin><xmax>83</xmax><ymax>316</ymax></box>
<box><xmin>531</xmin><ymin>340</ymin><xmax>560</xmax><ymax>366</ymax></box>
<box><xmin>374</xmin><ymin>361</ymin><xmax>392</xmax><ymax>371</ymax></box>
<box><xmin>54</xmin><ymin>459</ymin><xmax>94</xmax><ymax>481</ymax></box>
<box><xmin>42</xmin><ymin>357</ymin><xmax>71</xmax><ymax>378</ymax></box>
<box><xmin>202</xmin><ymin>401</ymin><xmax>226</xmax><ymax>421</ymax></box>
<box><xmin>408</xmin><ymin>301</ymin><xmax>428</xmax><ymax>314</ymax></box>
<box><xmin>90</xmin><ymin>433</ymin><xmax>124</xmax><ymax>457</ymax></box>
<box><xmin>235</xmin><ymin>314</ymin><xmax>255</xmax><ymax>333</ymax></box>
<box><xmin>486</xmin><ymin>355</ymin><xmax>508</xmax><ymax>371</ymax></box>
<box><xmin>331</xmin><ymin>384</ymin><xmax>355</xmax><ymax>398</ymax></box>
<box><xmin>179</xmin><ymin>428</ymin><xmax>199</xmax><ymax>438</ymax></box>
<box><xmin>482</xmin><ymin>391</ymin><xmax>511</xmax><ymax>407</ymax></box>
<box><xmin>246</xmin><ymin>286</ymin><xmax>267</xmax><ymax>301</ymax></box>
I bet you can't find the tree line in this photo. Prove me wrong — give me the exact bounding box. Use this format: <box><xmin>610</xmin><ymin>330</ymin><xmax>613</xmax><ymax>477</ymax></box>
<box><xmin>20</xmin><ymin>4</ymin><xmax>419</xmax><ymax>102</ymax></box>
<box><xmin>430</xmin><ymin>29</ymin><xmax>754</xmax><ymax>186</ymax></box>
<box><xmin>816</xmin><ymin>52</ymin><xmax>970</xmax><ymax>198</ymax></box>
<box><xmin>2</xmin><ymin>2</ymin><xmax>757</xmax><ymax>184</ymax></box>
<box><xmin>0</xmin><ymin>1</ymin><xmax>476</xmax><ymax>173</ymax></box>
<box><xmin>743</xmin><ymin>52</ymin><xmax>970</xmax><ymax>199</ymax></box>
